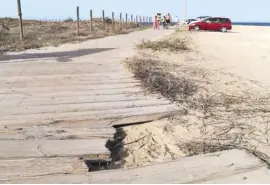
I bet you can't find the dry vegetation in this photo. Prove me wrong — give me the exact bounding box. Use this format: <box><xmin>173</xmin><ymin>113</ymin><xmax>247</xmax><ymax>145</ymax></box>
<box><xmin>116</xmin><ymin>34</ymin><xmax>270</xmax><ymax>168</ymax></box>
<box><xmin>137</xmin><ymin>37</ymin><xmax>189</xmax><ymax>52</ymax></box>
<box><xmin>126</xmin><ymin>56</ymin><xmax>198</xmax><ymax>101</ymax></box>
<box><xmin>0</xmin><ymin>17</ymin><xmax>142</xmax><ymax>53</ymax></box>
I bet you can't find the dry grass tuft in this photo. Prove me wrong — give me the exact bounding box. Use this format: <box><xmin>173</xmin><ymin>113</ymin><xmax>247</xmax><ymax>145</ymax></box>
<box><xmin>126</xmin><ymin>56</ymin><xmax>198</xmax><ymax>101</ymax></box>
<box><xmin>178</xmin><ymin>141</ymin><xmax>233</xmax><ymax>157</ymax></box>
<box><xmin>137</xmin><ymin>37</ymin><xmax>189</xmax><ymax>52</ymax></box>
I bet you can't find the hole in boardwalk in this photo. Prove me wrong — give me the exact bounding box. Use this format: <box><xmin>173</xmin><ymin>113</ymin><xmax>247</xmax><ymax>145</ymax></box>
<box><xmin>84</xmin><ymin>127</ymin><xmax>127</xmax><ymax>172</ymax></box>
<box><xmin>84</xmin><ymin>159</ymin><xmax>122</xmax><ymax>172</ymax></box>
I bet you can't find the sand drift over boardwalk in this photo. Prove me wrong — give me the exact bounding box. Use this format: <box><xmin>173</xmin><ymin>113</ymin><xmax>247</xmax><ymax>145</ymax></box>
<box><xmin>121</xmin><ymin>26</ymin><xmax>270</xmax><ymax>168</ymax></box>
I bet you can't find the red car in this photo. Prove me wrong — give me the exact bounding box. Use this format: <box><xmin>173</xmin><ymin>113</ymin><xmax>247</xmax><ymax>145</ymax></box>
<box><xmin>189</xmin><ymin>17</ymin><xmax>232</xmax><ymax>32</ymax></box>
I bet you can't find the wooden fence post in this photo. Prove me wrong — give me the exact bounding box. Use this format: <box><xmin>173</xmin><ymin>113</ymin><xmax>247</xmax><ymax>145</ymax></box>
<box><xmin>131</xmin><ymin>14</ymin><xmax>133</xmax><ymax>23</ymax></box>
<box><xmin>120</xmin><ymin>13</ymin><xmax>122</xmax><ymax>30</ymax></box>
<box><xmin>136</xmin><ymin>15</ymin><xmax>138</xmax><ymax>23</ymax></box>
<box><xmin>17</xmin><ymin>0</ymin><xmax>24</xmax><ymax>40</ymax></box>
<box><xmin>90</xmin><ymin>9</ymin><xmax>93</xmax><ymax>32</ymax></box>
<box><xmin>102</xmin><ymin>10</ymin><xmax>105</xmax><ymax>31</ymax></box>
<box><xmin>125</xmin><ymin>13</ymin><xmax>128</xmax><ymax>27</ymax></box>
<box><xmin>112</xmin><ymin>12</ymin><xmax>115</xmax><ymax>31</ymax></box>
<box><xmin>77</xmin><ymin>6</ymin><xmax>80</xmax><ymax>35</ymax></box>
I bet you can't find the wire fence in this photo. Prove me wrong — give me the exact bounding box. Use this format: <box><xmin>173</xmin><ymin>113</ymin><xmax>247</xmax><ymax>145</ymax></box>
<box><xmin>0</xmin><ymin>6</ymin><xmax>154</xmax><ymax>52</ymax></box>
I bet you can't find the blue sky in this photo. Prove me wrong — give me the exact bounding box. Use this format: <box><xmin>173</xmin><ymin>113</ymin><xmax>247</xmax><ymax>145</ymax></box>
<box><xmin>0</xmin><ymin>0</ymin><xmax>269</xmax><ymax>22</ymax></box>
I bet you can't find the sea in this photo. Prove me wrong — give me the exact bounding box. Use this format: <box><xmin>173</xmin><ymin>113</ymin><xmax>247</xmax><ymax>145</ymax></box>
<box><xmin>232</xmin><ymin>22</ymin><xmax>270</xmax><ymax>26</ymax></box>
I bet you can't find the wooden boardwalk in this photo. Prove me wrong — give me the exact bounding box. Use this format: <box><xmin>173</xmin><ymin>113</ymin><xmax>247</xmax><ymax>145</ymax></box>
<box><xmin>1</xmin><ymin>29</ymin><xmax>270</xmax><ymax>183</ymax></box>
<box><xmin>0</xmin><ymin>29</ymin><xmax>178</xmax><ymax>182</ymax></box>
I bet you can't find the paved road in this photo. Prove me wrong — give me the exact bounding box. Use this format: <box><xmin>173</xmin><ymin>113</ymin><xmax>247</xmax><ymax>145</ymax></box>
<box><xmin>0</xmin><ymin>29</ymin><xmax>178</xmax><ymax>182</ymax></box>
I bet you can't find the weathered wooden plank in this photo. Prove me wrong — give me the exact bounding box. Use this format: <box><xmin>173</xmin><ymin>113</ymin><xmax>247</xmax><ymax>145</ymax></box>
<box><xmin>0</xmin><ymin>78</ymin><xmax>139</xmax><ymax>88</ymax></box>
<box><xmin>1</xmin><ymin>174</ymin><xmax>89</xmax><ymax>184</ymax></box>
<box><xmin>0</xmin><ymin>56</ymin><xmax>124</xmax><ymax>66</ymax></box>
<box><xmin>0</xmin><ymin>94</ymin><xmax>148</xmax><ymax>107</ymax></box>
<box><xmin>0</xmin><ymin>157</ymin><xmax>88</xmax><ymax>181</ymax></box>
<box><xmin>0</xmin><ymin>65</ymin><xmax>124</xmax><ymax>73</ymax></box>
<box><xmin>0</xmin><ymin>139</ymin><xmax>109</xmax><ymax>159</ymax></box>
<box><xmin>0</xmin><ymin>87</ymin><xmax>143</xmax><ymax>99</ymax></box>
<box><xmin>202</xmin><ymin>166</ymin><xmax>270</xmax><ymax>183</ymax></box>
<box><xmin>87</xmin><ymin>149</ymin><xmax>268</xmax><ymax>184</ymax></box>
<box><xmin>0</xmin><ymin>68</ymin><xmax>126</xmax><ymax>76</ymax></box>
<box><xmin>0</xmin><ymin>104</ymin><xmax>178</xmax><ymax>126</ymax></box>
<box><xmin>0</xmin><ymin>72</ymin><xmax>133</xmax><ymax>81</ymax></box>
<box><xmin>0</xmin><ymin>76</ymin><xmax>134</xmax><ymax>84</ymax></box>
<box><xmin>0</xmin><ymin>126</ymin><xmax>115</xmax><ymax>140</ymax></box>
<box><xmin>0</xmin><ymin>83</ymin><xmax>140</xmax><ymax>94</ymax></box>
<box><xmin>1</xmin><ymin>119</ymin><xmax>112</xmax><ymax>129</ymax></box>
<box><xmin>4</xmin><ymin>166</ymin><xmax>270</xmax><ymax>184</ymax></box>
<box><xmin>1</xmin><ymin>100</ymin><xmax>170</xmax><ymax>116</ymax></box>
<box><xmin>2</xmin><ymin>150</ymin><xmax>269</xmax><ymax>184</ymax></box>
<box><xmin>1</xmin><ymin>112</ymin><xmax>179</xmax><ymax>140</ymax></box>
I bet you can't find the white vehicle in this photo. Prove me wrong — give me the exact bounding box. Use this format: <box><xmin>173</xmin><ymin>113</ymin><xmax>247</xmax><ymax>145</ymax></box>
<box><xmin>181</xmin><ymin>19</ymin><xmax>196</xmax><ymax>25</ymax></box>
<box><xmin>196</xmin><ymin>16</ymin><xmax>211</xmax><ymax>21</ymax></box>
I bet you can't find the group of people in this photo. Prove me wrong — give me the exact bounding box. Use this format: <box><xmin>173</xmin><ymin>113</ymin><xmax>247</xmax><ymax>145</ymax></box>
<box><xmin>154</xmin><ymin>13</ymin><xmax>172</xmax><ymax>30</ymax></box>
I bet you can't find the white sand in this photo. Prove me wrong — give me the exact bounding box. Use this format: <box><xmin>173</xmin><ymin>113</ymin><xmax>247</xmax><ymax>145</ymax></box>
<box><xmin>122</xmin><ymin>26</ymin><xmax>270</xmax><ymax>168</ymax></box>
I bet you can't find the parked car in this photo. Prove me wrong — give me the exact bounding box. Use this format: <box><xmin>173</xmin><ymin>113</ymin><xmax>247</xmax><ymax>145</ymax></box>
<box><xmin>182</xmin><ymin>19</ymin><xmax>196</xmax><ymax>25</ymax></box>
<box><xmin>196</xmin><ymin>16</ymin><xmax>211</xmax><ymax>21</ymax></box>
<box><xmin>189</xmin><ymin>17</ymin><xmax>232</xmax><ymax>32</ymax></box>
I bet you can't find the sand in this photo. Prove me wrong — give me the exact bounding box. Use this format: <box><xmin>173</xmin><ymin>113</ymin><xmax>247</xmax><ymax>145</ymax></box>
<box><xmin>122</xmin><ymin>26</ymin><xmax>270</xmax><ymax>168</ymax></box>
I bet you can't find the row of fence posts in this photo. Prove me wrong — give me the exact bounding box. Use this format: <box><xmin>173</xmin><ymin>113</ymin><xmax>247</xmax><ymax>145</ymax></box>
<box><xmin>16</xmin><ymin>0</ymin><xmax>153</xmax><ymax>40</ymax></box>
<box><xmin>76</xmin><ymin>7</ymin><xmax>152</xmax><ymax>36</ymax></box>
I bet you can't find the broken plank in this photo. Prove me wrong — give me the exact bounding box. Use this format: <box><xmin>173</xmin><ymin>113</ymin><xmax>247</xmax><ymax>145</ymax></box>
<box><xmin>3</xmin><ymin>150</ymin><xmax>270</xmax><ymax>184</ymax></box>
<box><xmin>111</xmin><ymin>111</ymin><xmax>182</xmax><ymax>127</ymax></box>
<box><xmin>87</xmin><ymin>149</ymin><xmax>268</xmax><ymax>184</ymax></box>
<box><xmin>0</xmin><ymin>104</ymin><xmax>178</xmax><ymax>126</ymax></box>
<box><xmin>4</xmin><ymin>166</ymin><xmax>270</xmax><ymax>184</ymax></box>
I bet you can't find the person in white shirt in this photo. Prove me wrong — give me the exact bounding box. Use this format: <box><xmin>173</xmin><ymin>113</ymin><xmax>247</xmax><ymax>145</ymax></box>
<box><xmin>174</xmin><ymin>16</ymin><xmax>179</xmax><ymax>28</ymax></box>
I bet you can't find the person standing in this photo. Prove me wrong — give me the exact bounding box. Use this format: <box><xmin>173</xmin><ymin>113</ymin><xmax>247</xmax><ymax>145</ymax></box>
<box><xmin>157</xmin><ymin>13</ymin><xmax>161</xmax><ymax>29</ymax></box>
<box><xmin>166</xmin><ymin>13</ymin><xmax>171</xmax><ymax>26</ymax></box>
<box><xmin>161</xmin><ymin>16</ymin><xmax>165</xmax><ymax>29</ymax></box>
<box><xmin>163</xmin><ymin>13</ymin><xmax>171</xmax><ymax>29</ymax></box>
<box><xmin>174</xmin><ymin>16</ymin><xmax>179</xmax><ymax>28</ymax></box>
<box><xmin>154</xmin><ymin>16</ymin><xmax>159</xmax><ymax>30</ymax></box>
